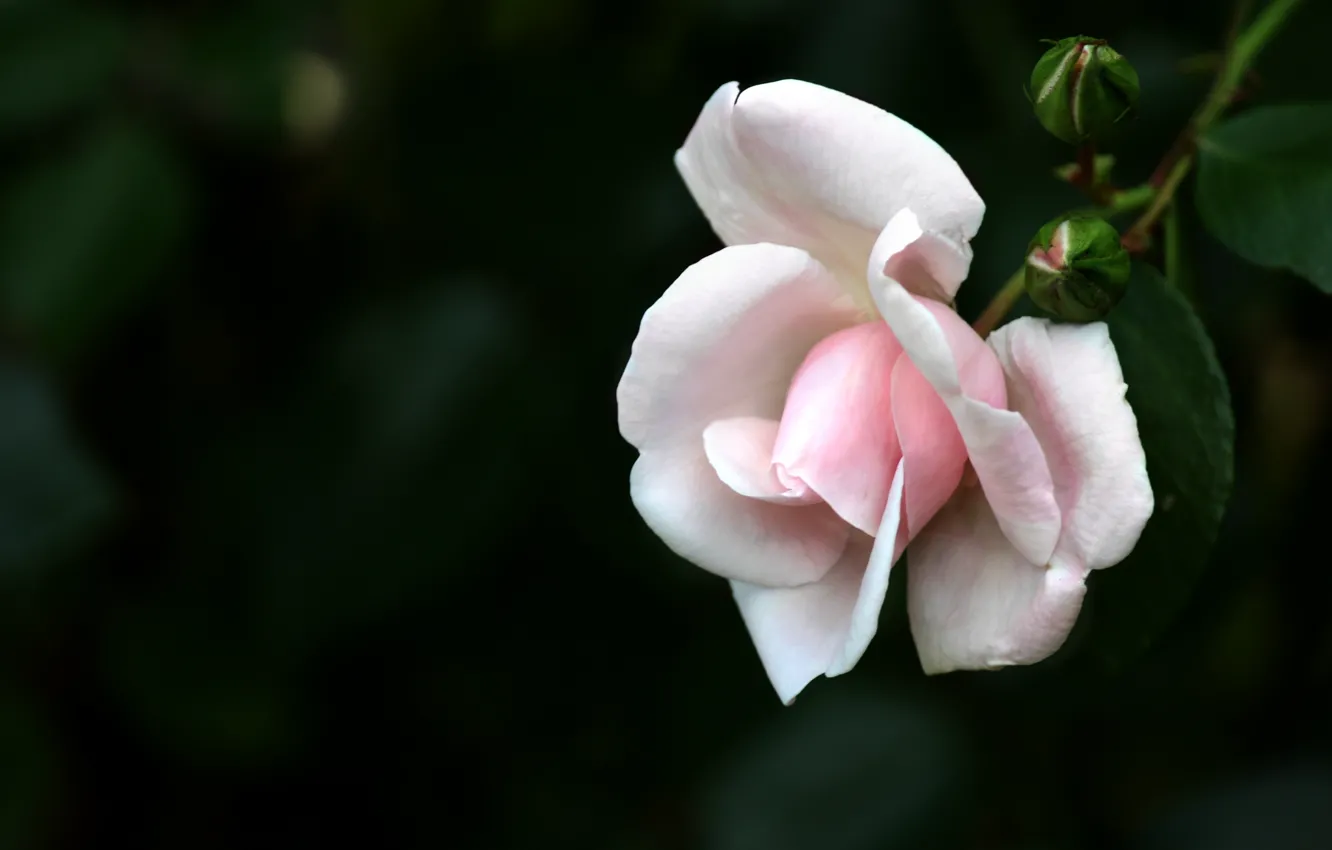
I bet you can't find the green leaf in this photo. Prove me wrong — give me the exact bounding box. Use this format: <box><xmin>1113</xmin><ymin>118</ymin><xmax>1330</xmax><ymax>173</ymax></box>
<box><xmin>0</xmin><ymin>359</ymin><xmax>115</xmax><ymax>576</ymax></box>
<box><xmin>1079</xmin><ymin>264</ymin><xmax>1234</xmax><ymax>667</ymax></box>
<box><xmin>0</xmin><ymin>3</ymin><xmax>127</xmax><ymax>131</ymax></box>
<box><xmin>698</xmin><ymin>690</ymin><xmax>973</xmax><ymax>850</ymax></box>
<box><xmin>1196</xmin><ymin>103</ymin><xmax>1332</xmax><ymax>292</ymax></box>
<box><xmin>0</xmin><ymin>122</ymin><xmax>192</xmax><ymax>361</ymax></box>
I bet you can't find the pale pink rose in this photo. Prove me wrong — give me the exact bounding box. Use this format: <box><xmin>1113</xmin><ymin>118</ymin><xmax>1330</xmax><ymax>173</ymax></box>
<box><xmin>617</xmin><ymin>80</ymin><xmax>1154</xmax><ymax>703</ymax></box>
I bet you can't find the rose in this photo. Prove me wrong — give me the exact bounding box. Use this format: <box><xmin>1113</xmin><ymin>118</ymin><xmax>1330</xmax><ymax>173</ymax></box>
<box><xmin>617</xmin><ymin>80</ymin><xmax>1154</xmax><ymax>704</ymax></box>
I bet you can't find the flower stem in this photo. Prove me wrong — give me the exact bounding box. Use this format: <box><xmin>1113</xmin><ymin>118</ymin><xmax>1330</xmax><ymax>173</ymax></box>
<box><xmin>974</xmin><ymin>182</ymin><xmax>1152</xmax><ymax>337</ymax></box>
<box><xmin>1070</xmin><ymin>183</ymin><xmax>1155</xmax><ymax>219</ymax></box>
<box><xmin>974</xmin><ymin>0</ymin><xmax>1302</xmax><ymax>334</ymax></box>
<box><xmin>1164</xmin><ymin>198</ymin><xmax>1193</xmax><ymax>302</ymax></box>
<box><xmin>1122</xmin><ymin>155</ymin><xmax>1193</xmax><ymax>253</ymax></box>
<box><xmin>1122</xmin><ymin>0</ymin><xmax>1303</xmax><ymax>250</ymax></box>
<box><xmin>973</xmin><ymin>269</ymin><xmax>1026</xmax><ymax>337</ymax></box>
<box><xmin>1075</xmin><ymin>143</ymin><xmax>1096</xmax><ymax>188</ymax></box>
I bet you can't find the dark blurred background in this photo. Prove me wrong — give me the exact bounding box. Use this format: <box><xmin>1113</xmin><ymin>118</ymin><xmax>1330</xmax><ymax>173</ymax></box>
<box><xmin>2</xmin><ymin>0</ymin><xmax>1331</xmax><ymax>847</ymax></box>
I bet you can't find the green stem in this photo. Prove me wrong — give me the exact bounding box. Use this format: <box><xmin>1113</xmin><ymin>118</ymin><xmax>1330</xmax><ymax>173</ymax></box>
<box><xmin>1070</xmin><ymin>183</ymin><xmax>1155</xmax><ymax>218</ymax></box>
<box><xmin>1201</xmin><ymin>0</ymin><xmax>1299</xmax><ymax>127</ymax></box>
<box><xmin>1071</xmin><ymin>143</ymin><xmax>1098</xmax><ymax>195</ymax></box>
<box><xmin>972</xmin><ymin>269</ymin><xmax>1026</xmax><ymax>337</ymax></box>
<box><xmin>975</xmin><ymin>0</ymin><xmax>1302</xmax><ymax>334</ymax></box>
<box><xmin>1109</xmin><ymin>184</ymin><xmax>1157</xmax><ymax>216</ymax></box>
<box><xmin>1123</xmin><ymin>155</ymin><xmax>1193</xmax><ymax>252</ymax></box>
<box><xmin>1123</xmin><ymin>0</ymin><xmax>1303</xmax><ymax>248</ymax></box>
<box><xmin>1164</xmin><ymin>200</ymin><xmax>1183</xmax><ymax>289</ymax></box>
<box><xmin>975</xmin><ymin>187</ymin><xmax>1153</xmax><ymax>336</ymax></box>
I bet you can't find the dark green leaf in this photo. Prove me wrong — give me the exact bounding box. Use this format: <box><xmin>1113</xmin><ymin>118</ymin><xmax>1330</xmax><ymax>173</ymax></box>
<box><xmin>0</xmin><ymin>359</ymin><xmax>115</xmax><ymax>576</ymax></box>
<box><xmin>1196</xmin><ymin>103</ymin><xmax>1332</xmax><ymax>292</ymax></box>
<box><xmin>0</xmin><ymin>122</ymin><xmax>192</xmax><ymax>361</ymax></box>
<box><xmin>1080</xmin><ymin>264</ymin><xmax>1234</xmax><ymax>666</ymax></box>
<box><xmin>699</xmin><ymin>690</ymin><xmax>972</xmax><ymax>850</ymax></box>
<box><xmin>0</xmin><ymin>4</ymin><xmax>126</xmax><ymax>131</ymax></box>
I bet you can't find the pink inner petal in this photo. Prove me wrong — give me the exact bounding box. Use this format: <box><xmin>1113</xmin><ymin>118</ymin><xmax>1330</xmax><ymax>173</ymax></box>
<box><xmin>703</xmin><ymin>417</ymin><xmax>824</xmax><ymax>505</ymax></box>
<box><xmin>868</xmin><ymin>216</ymin><xmax>1063</xmax><ymax>567</ymax></box>
<box><xmin>771</xmin><ymin>321</ymin><xmax>905</xmax><ymax>535</ymax></box>
<box><xmin>909</xmin><ymin>299</ymin><xmax>1061</xmax><ymax>564</ymax></box>
<box><xmin>619</xmin><ymin>244</ymin><xmax>865</xmax><ymax>588</ymax></box>
<box><xmin>890</xmin><ymin>355</ymin><xmax>968</xmax><ymax>539</ymax></box>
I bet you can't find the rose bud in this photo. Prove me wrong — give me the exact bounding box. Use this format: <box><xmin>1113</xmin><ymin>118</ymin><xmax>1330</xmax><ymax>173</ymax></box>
<box><xmin>1024</xmin><ymin>215</ymin><xmax>1130</xmax><ymax>321</ymax></box>
<box><xmin>1031</xmin><ymin>36</ymin><xmax>1140</xmax><ymax>145</ymax></box>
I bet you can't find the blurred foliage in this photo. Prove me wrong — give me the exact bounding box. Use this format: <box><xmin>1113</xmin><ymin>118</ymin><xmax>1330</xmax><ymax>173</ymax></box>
<box><xmin>0</xmin><ymin>361</ymin><xmax>114</xmax><ymax>576</ymax></box>
<box><xmin>0</xmin><ymin>3</ymin><xmax>126</xmax><ymax>132</ymax></box>
<box><xmin>0</xmin><ymin>122</ymin><xmax>190</xmax><ymax>361</ymax></box>
<box><xmin>0</xmin><ymin>0</ymin><xmax>1330</xmax><ymax>848</ymax></box>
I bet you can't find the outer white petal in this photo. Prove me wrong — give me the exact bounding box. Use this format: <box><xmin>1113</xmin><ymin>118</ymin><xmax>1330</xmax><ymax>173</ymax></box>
<box><xmin>908</xmin><ymin>484</ymin><xmax>1086</xmax><ymax>675</ymax></box>
<box><xmin>988</xmin><ymin>318</ymin><xmax>1154</xmax><ymax>570</ymax></box>
<box><xmin>619</xmin><ymin>243</ymin><xmax>859</xmax><ymax>450</ymax></box>
<box><xmin>732</xmin><ymin>460</ymin><xmax>906</xmax><ymax>704</ymax></box>
<box><xmin>618</xmin><ymin>244</ymin><xmax>861</xmax><ymax>586</ymax></box>
<box><xmin>869</xmin><ymin>210</ymin><xmax>1062</xmax><ymax>567</ymax></box>
<box><xmin>675</xmin><ymin>80</ymin><xmax>984</xmax><ymax>302</ymax></box>
<box><xmin>630</xmin><ymin>451</ymin><xmax>852</xmax><ymax>589</ymax></box>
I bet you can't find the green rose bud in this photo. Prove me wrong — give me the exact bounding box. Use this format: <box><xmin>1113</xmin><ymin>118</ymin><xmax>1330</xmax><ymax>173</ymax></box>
<box><xmin>1024</xmin><ymin>215</ymin><xmax>1130</xmax><ymax>322</ymax></box>
<box><xmin>1030</xmin><ymin>36</ymin><xmax>1140</xmax><ymax>145</ymax></box>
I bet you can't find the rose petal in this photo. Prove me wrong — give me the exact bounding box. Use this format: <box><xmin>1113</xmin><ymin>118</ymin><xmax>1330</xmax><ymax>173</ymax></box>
<box><xmin>825</xmin><ymin>458</ymin><xmax>909</xmax><ymax>677</ymax></box>
<box><xmin>631</xmin><ymin>451</ymin><xmax>851</xmax><ymax>588</ymax></box>
<box><xmin>675</xmin><ymin>81</ymin><xmax>984</xmax><ymax>303</ymax></box>
<box><xmin>703</xmin><ymin>417</ymin><xmax>822</xmax><ymax>504</ymax></box>
<box><xmin>619</xmin><ymin>243</ymin><xmax>860</xmax><ymax>451</ymax></box>
<box><xmin>732</xmin><ymin>458</ymin><xmax>906</xmax><ymax>703</ymax></box>
<box><xmin>870</xmin><ymin>210</ymin><xmax>1062</xmax><ymax>566</ymax></box>
<box><xmin>771</xmin><ymin>321</ymin><xmax>904</xmax><ymax>534</ymax></box>
<box><xmin>890</xmin><ymin>354</ymin><xmax>967</xmax><ymax>539</ymax></box>
<box><xmin>907</xmin><ymin>484</ymin><xmax>1087</xmax><ymax>675</ymax></box>
<box><xmin>619</xmin><ymin>244</ymin><xmax>862</xmax><ymax>587</ymax></box>
<box><xmin>730</xmin><ymin>538</ymin><xmax>867</xmax><ymax>706</ymax></box>
<box><xmin>988</xmin><ymin>318</ymin><xmax>1154</xmax><ymax>570</ymax></box>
